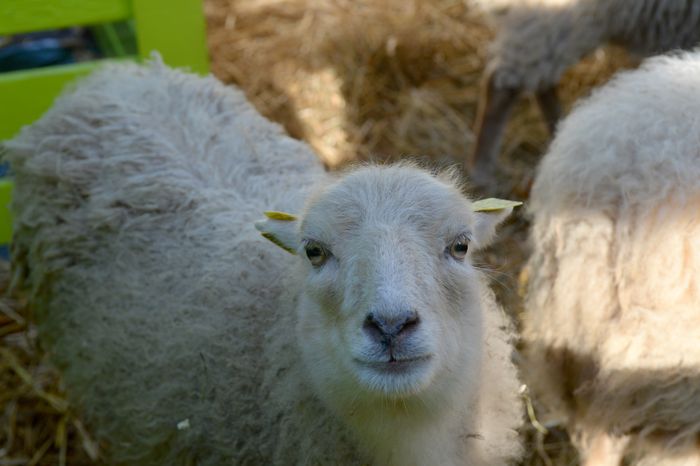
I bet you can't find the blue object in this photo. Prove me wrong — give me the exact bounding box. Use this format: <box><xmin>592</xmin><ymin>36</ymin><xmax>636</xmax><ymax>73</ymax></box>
<box><xmin>0</xmin><ymin>245</ymin><xmax>8</xmax><ymax>261</ymax></box>
<box><xmin>0</xmin><ymin>29</ymin><xmax>97</xmax><ymax>73</ymax></box>
<box><xmin>0</xmin><ymin>37</ymin><xmax>73</xmax><ymax>71</ymax></box>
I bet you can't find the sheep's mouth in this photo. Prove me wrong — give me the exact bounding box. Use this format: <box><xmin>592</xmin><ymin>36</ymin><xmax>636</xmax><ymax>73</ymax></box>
<box><xmin>352</xmin><ymin>355</ymin><xmax>434</xmax><ymax>395</ymax></box>
<box><xmin>353</xmin><ymin>355</ymin><xmax>432</xmax><ymax>377</ymax></box>
<box><xmin>355</xmin><ymin>355</ymin><xmax>430</xmax><ymax>370</ymax></box>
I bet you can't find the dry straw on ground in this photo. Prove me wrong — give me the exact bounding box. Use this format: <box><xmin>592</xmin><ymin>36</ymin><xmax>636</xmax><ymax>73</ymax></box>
<box><xmin>1</xmin><ymin>0</ymin><xmax>635</xmax><ymax>463</ymax></box>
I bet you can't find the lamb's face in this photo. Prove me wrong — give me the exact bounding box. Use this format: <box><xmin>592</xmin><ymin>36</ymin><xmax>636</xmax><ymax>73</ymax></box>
<box><xmin>289</xmin><ymin>166</ymin><xmax>511</xmax><ymax>406</ymax></box>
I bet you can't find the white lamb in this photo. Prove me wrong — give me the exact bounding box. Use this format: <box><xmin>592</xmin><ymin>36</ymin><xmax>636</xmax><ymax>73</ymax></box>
<box><xmin>469</xmin><ymin>0</ymin><xmax>700</xmax><ymax>180</ymax></box>
<box><xmin>523</xmin><ymin>51</ymin><xmax>700</xmax><ymax>466</ymax></box>
<box><xmin>4</xmin><ymin>59</ymin><xmax>524</xmax><ymax>465</ymax></box>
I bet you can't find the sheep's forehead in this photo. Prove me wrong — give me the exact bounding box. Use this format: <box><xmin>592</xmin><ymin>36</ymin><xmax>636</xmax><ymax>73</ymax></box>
<box><xmin>302</xmin><ymin>167</ymin><xmax>473</xmax><ymax>243</ymax></box>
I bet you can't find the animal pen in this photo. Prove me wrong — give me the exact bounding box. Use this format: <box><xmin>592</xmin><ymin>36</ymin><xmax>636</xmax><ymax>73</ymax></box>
<box><xmin>0</xmin><ymin>0</ymin><xmax>661</xmax><ymax>465</ymax></box>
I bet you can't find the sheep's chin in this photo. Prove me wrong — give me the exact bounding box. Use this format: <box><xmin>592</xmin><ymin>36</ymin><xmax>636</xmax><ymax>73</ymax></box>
<box><xmin>352</xmin><ymin>356</ymin><xmax>436</xmax><ymax>397</ymax></box>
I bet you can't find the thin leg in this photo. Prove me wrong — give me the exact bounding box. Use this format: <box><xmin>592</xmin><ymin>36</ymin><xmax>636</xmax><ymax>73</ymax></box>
<box><xmin>468</xmin><ymin>72</ymin><xmax>520</xmax><ymax>183</ymax></box>
<box><xmin>535</xmin><ymin>86</ymin><xmax>561</xmax><ymax>136</ymax></box>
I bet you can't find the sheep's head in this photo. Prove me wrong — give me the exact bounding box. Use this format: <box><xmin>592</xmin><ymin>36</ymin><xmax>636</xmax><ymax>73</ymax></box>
<box><xmin>257</xmin><ymin>165</ymin><xmax>518</xmax><ymax>412</ymax></box>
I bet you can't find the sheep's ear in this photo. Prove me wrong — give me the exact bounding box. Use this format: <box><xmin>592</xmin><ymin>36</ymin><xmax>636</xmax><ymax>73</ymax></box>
<box><xmin>254</xmin><ymin>211</ymin><xmax>300</xmax><ymax>255</ymax></box>
<box><xmin>472</xmin><ymin>198</ymin><xmax>522</xmax><ymax>248</ymax></box>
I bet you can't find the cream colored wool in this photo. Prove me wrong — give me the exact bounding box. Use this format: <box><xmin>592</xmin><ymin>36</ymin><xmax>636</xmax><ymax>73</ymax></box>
<box><xmin>4</xmin><ymin>59</ymin><xmax>523</xmax><ymax>465</ymax></box>
<box><xmin>524</xmin><ymin>51</ymin><xmax>700</xmax><ymax>465</ymax></box>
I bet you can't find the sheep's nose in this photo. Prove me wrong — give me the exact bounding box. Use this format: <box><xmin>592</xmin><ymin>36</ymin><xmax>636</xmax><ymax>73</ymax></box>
<box><xmin>363</xmin><ymin>310</ymin><xmax>420</xmax><ymax>344</ymax></box>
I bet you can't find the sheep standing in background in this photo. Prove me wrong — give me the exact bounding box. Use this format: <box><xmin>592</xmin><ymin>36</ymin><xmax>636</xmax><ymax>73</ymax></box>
<box><xmin>4</xmin><ymin>60</ymin><xmax>524</xmax><ymax>465</ymax></box>
<box><xmin>468</xmin><ymin>0</ymin><xmax>700</xmax><ymax>183</ymax></box>
<box><xmin>523</xmin><ymin>51</ymin><xmax>700</xmax><ymax>466</ymax></box>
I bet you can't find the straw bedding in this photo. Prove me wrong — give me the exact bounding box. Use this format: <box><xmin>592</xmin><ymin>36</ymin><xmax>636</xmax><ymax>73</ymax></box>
<box><xmin>0</xmin><ymin>0</ymin><xmax>635</xmax><ymax>463</ymax></box>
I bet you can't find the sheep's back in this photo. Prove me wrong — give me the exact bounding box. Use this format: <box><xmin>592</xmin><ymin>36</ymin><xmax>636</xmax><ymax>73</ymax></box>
<box><xmin>610</xmin><ymin>0</ymin><xmax>700</xmax><ymax>55</ymax></box>
<box><xmin>4</xmin><ymin>59</ymin><xmax>324</xmax><ymax>464</ymax></box>
<box><xmin>484</xmin><ymin>0</ymin><xmax>700</xmax><ymax>91</ymax></box>
<box><xmin>524</xmin><ymin>52</ymin><xmax>700</xmax><ymax>445</ymax></box>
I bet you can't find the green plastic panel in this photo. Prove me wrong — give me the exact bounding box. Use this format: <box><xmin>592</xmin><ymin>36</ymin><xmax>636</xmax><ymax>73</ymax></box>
<box><xmin>92</xmin><ymin>21</ymin><xmax>138</xmax><ymax>58</ymax></box>
<box><xmin>0</xmin><ymin>60</ymin><xmax>132</xmax><ymax>140</ymax></box>
<box><xmin>0</xmin><ymin>0</ymin><xmax>131</xmax><ymax>36</ymax></box>
<box><xmin>0</xmin><ymin>180</ymin><xmax>12</xmax><ymax>245</ymax></box>
<box><xmin>132</xmin><ymin>0</ymin><xmax>209</xmax><ymax>75</ymax></box>
<box><xmin>0</xmin><ymin>0</ymin><xmax>210</xmax><ymax>245</ymax></box>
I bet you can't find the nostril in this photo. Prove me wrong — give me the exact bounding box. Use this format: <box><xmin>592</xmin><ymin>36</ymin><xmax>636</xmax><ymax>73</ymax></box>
<box><xmin>362</xmin><ymin>310</ymin><xmax>420</xmax><ymax>342</ymax></box>
<box><xmin>398</xmin><ymin>311</ymin><xmax>420</xmax><ymax>335</ymax></box>
<box><xmin>363</xmin><ymin>312</ymin><xmax>385</xmax><ymax>340</ymax></box>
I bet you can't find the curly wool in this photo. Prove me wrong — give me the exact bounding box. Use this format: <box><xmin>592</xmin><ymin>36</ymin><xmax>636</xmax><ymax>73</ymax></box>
<box><xmin>5</xmin><ymin>59</ymin><xmax>337</xmax><ymax>465</ymax></box>
<box><xmin>4</xmin><ymin>60</ymin><xmax>523</xmax><ymax>465</ymax></box>
<box><xmin>479</xmin><ymin>0</ymin><xmax>700</xmax><ymax>91</ymax></box>
<box><xmin>523</xmin><ymin>51</ymin><xmax>700</xmax><ymax>464</ymax></box>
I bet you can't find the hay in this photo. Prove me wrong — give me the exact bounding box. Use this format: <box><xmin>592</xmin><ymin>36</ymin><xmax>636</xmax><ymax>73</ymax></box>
<box><xmin>1</xmin><ymin>0</ymin><xmax>637</xmax><ymax>463</ymax></box>
<box><xmin>205</xmin><ymin>0</ymin><xmax>634</xmax><ymax>172</ymax></box>
<box><xmin>206</xmin><ymin>0</ymin><xmax>493</xmax><ymax>167</ymax></box>
<box><xmin>0</xmin><ymin>260</ymin><xmax>100</xmax><ymax>465</ymax></box>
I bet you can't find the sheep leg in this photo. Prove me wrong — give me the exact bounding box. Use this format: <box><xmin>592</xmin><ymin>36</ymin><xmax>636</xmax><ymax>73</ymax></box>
<box><xmin>535</xmin><ymin>86</ymin><xmax>561</xmax><ymax>136</ymax></box>
<box><xmin>582</xmin><ymin>431</ymin><xmax>627</xmax><ymax>466</ymax></box>
<box><xmin>468</xmin><ymin>72</ymin><xmax>520</xmax><ymax>183</ymax></box>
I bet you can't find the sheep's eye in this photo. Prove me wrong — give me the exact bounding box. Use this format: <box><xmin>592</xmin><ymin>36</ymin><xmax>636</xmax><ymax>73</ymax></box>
<box><xmin>447</xmin><ymin>237</ymin><xmax>469</xmax><ymax>260</ymax></box>
<box><xmin>304</xmin><ymin>241</ymin><xmax>329</xmax><ymax>267</ymax></box>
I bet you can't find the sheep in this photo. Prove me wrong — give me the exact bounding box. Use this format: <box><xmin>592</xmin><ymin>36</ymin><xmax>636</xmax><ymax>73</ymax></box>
<box><xmin>3</xmin><ymin>58</ymin><xmax>524</xmax><ymax>465</ymax></box>
<box><xmin>522</xmin><ymin>51</ymin><xmax>700</xmax><ymax>466</ymax></box>
<box><xmin>468</xmin><ymin>0</ymin><xmax>700</xmax><ymax>182</ymax></box>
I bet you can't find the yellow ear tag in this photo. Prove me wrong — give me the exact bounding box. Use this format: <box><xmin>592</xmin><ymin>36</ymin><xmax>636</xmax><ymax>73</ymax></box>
<box><xmin>264</xmin><ymin>211</ymin><xmax>298</xmax><ymax>221</ymax></box>
<box><xmin>260</xmin><ymin>232</ymin><xmax>297</xmax><ymax>255</ymax></box>
<box><xmin>255</xmin><ymin>211</ymin><xmax>300</xmax><ymax>255</ymax></box>
<box><xmin>472</xmin><ymin>198</ymin><xmax>523</xmax><ymax>212</ymax></box>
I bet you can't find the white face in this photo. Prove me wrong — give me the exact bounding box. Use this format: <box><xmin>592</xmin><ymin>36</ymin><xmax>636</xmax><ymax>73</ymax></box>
<box><xmin>290</xmin><ymin>166</ymin><xmax>509</xmax><ymax>410</ymax></box>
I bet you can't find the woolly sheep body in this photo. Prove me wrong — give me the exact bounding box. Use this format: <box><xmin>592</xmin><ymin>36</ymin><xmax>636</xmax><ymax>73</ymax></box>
<box><xmin>485</xmin><ymin>0</ymin><xmax>700</xmax><ymax>91</ymax></box>
<box><xmin>523</xmin><ymin>52</ymin><xmax>700</xmax><ymax>465</ymax></box>
<box><xmin>469</xmin><ymin>0</ymin><xmax>700</xmax><ymax>179</ymax></box>
<box><xmin>5</xmin><ymin>60</ymin><xmax>523</xmax><ymax>465</ymax></box>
